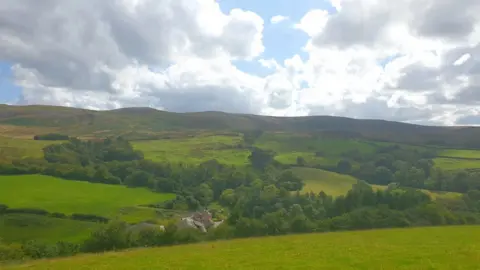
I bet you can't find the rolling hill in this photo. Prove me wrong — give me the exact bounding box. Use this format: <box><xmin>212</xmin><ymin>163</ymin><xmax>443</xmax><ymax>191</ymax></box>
<box><xmin>5</xmin><ymin>226</ymin><xmax>480</xmax><ymax>270</ymax></box>
<box><xmin>1</xmin><ymin>104</ymin><xmax>480</xmax><ymax>148</ymax></box>
<box><xmin>0</xmin><ymin>175</ymin><xmax>174</xmax><ymax>219</ymax></box>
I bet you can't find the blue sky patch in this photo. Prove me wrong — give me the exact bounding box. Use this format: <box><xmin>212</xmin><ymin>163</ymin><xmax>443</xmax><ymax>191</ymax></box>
<box><xmin>0</xmin><ymin>61</ymin><xmax>21</xmax><ymax>103</ymax></box>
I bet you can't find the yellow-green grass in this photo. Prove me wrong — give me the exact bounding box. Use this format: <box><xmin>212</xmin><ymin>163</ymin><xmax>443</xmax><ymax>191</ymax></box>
<box><xmin>116</xmin><ymin>207</ymin><xmax>185</xmax><ymax>224</ymax></box>
<box><xmin>0</xmin><ymin>137</ymin><xmax>62</xmax><ymax>161</ymax></box>
<box><xmin>439</xmin><ymin>149</ymin><xmax>480</xmax><ymax>159</ymax></box>
<box><xmin>0</xmin><ymin>124</ymin><xmax>58</xmax><ymax>139</ymax></box>
<box><xmin>0</xmin><ymin>175</ymin><xmax>175</xmax><ymax>218</ymax></box>
<box><xmin>372</xmin><ymin>185</ymin><xmax>462</xmax><ymax>200</ymax></box>
<box><xmin>422</xmin><ymin>190</ymin><xmax>462</xmax><ymax>200</ymax></box>
<box><xmin>7</xmin><ymin>226</ymin><xmax>480</xmax><ymax>270</ymax></box>
<box><xmin>275</xmin><ymin>152</ymin><xmax>340</xmax><ymax>167</ymax></box>
<box><xmin>289</xmin><ymin>167</ymin><xmax>359</xmax><ymax>197</ymax></box>
<box><xmin>132</xmin><ymin>135</ymin><xmax>250</xmax><ymax>165</ymax></box>
<box><xmin>0</xmin><ymin>214</ymin><xmax>100</xmax><ymax>244</ymax></box>
<box><xmin>256</xmin><ymin>133</ymin><xmax>378</xmax><ymax>155</ymax></box>
<box><xmin>433</xmin><ymin>158</ymin><xmax>480</xmax><ymax>170</ymax></box>
<box><xmin>115</xmin><ymin>207</ymin><xmax>162</xmax><ymax>224</ymax></box>
<box><xmin>371</xmin><ymin>184</ymin><xmax>387</xmax><ymax>191</ymax></box>
<box><xmin>292</xmin><ymin>168</ymin><xmax>462</xmax><ymax>200</ymax></box>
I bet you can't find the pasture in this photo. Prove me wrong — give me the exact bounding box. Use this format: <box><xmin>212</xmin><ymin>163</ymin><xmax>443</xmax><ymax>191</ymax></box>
<box><xmin>0</xmin><ymin>175</ymin><xmax>175</xmax><ymax>218</ymax></box>
<box><xmin>433</xmin><ymin>158</ymin><xmax>480</xmax><ymax>171</ymax></box>
<box><xmin>288</xmin><ymin>167</ymin><xmax>359</xmax><ymax>196</ymax></box>
<box><xmin>0</xmin><ymin>137</ymin><xmax>61</xmax><ymax>161</ymax></box>
<box><xmin>255</xmin><ymin>133</ymin><xmax>378</xmax><ymax>155</ymax></box>
<box><xmin>132</xmin><ymin>133</ymin><xmax>378</xmax><ymax>167</ymax></box>
<box><xmin>7</xmin><ymin>226</ymin><xmax>480</xmax><ymax>269</ymax></box>
<box><xmin>132</xmin><ymin>135</ymin><xmax>250</xmax><ymax>165</ymax></box>
<box><xmin>290</xmin><ymin>167</ymin><xmax>462</xmax><ymax>200</ymax></box>
<box><xmin>274</xmin><ymin>152</ymin><xmax>340</xmax><ymax>167</ymax></box>
<box><xmin>439</xmin><ymin>149</ymin><xmax>480</xmax><ymax>159</ymax></box>
<box><xmin>0</xmin><ymin>214</ymin><xmax>99</xmax><ymax>244</ymax></box>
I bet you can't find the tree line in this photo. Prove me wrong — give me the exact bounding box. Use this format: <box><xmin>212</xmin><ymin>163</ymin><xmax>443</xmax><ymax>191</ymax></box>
<box><xmin>295</xmin><ymin>144</ymin><xmax>480</xmax><ymax>193</ymax></box>
<box><xmin>0</xmin><ymin>204</ymin><xmax>109</xmax><ymax>223</ymax></box>
<box><xmin>2</xmin><ymin>181</ymin><xmax>480</xmax><ymax>262</ymax></box>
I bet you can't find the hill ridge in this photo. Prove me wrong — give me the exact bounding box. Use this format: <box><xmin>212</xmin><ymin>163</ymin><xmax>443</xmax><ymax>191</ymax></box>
<box><xmin>0</xmin><ymin>104</ymin><xmax>445</xmax><ymax>126</ymax></box>
<box><xmin>1</xmin><ymin>104</ymin><xmax>480</xmax><ymax>148</ymax></box>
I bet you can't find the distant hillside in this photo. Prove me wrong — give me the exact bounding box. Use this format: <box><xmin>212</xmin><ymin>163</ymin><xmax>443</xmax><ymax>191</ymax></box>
<box><xmin>1</xmin><ymin>104</ymin><xmax>480</xmax><ymax>147</ymax></box>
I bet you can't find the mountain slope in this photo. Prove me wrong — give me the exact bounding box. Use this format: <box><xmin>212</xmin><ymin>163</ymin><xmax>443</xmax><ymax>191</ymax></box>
<box><xmin>1</xmin><ymin>104</ymin><xmax>479</xmax><ymax>147</ymax></box>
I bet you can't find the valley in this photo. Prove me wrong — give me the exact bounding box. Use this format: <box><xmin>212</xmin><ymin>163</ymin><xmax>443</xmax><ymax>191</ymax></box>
<box><xmin>0</xmin><ymin>105</ymin><xmax>479</xmax><ymax>268</ymax></box>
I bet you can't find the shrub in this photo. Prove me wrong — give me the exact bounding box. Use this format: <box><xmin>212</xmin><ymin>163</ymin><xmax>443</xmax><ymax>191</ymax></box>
<box><xmin>82</xmin><ymin>221</ymin><xmax>135</xmax><ymax>253</ymax></box>
<box><xmin>5</xmin><ymin>208</ymin><xmax>49</xmax><ymax>216</ymax></box>
<box><xmin>0</xmin><ymin>204</ymin><xmax>8</xmax><ymax>214</ymax></box>
<box><xmin>21</xmin><ymin>240</ymin><xmax>57</xmax><ymax>259</ymax></box>
<box><xmin>0</xmin><ymin>242</ymin><xmax>27</xmax><ymax>262</ymax></box>
<box><xmin>71</xmin><ymin>213</ymin><xmax>109</xmax><ymax>223</ymax></box>
<box><xmin>49</xmin><ymin>212</ymin><xmax>67</xmax><ymax>219</ymax></box>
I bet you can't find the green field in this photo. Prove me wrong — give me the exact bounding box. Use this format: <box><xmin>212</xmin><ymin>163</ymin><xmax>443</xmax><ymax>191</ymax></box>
<box><xmin>439</xmin><ymin>149</ymin><xmax>480</xmax><ymax>159</ymax></box>
<box><xmin>433</xmin><ymin>158</ymin><xmax>480</xmax><ymax>170</ymax></box>
<box><xmin>132</xmin><ymin>133</ymin><xmax>380</xmax><ymax>168</ymax></box>
<box><xmin>0</xmin><ymin>175</ymin><xmax>175</xmax><ymax>218</ymax></box>
<box><xmin>290</xmin><ymin>167</ymin><xmax>462</xmax><ymax>200</ymax></box>
<box><xmin>255</xmin><ymin>133</ymin><xmax>377</xmax><ymax>167</ymax></box>
<box><xmin>132</xmin><ymin>135</ymin><xmax>250</xmax><ymax>165</ymax></box>
<box><xmin>132</xmin><ymin>132</ymin><xmax>480</xmax><ymax>172</ymax></box>
<box><xmin>255</xmin><ymin>133</ymin><xmax>378</xmax><ymax>154</ymax></box>
<box><xmin>0</xmin><ymin>137</ymin><xmax>61</xmax><ymax>161</ymax></box>
<box><xmin>6</xmin><ymin>226</ymin><xmax>480</xmax><ymax>270</ymax></box>
<box><xmin>275</xmin><ymin>152</ymin><xmax>340</xmax><ymax>167</ymax></box>
<box><xmin>289</xmin><ymin>167</ymin><xmax>359</xmax><ymax>196</ymax></box>
<box><xmin>421</xmin><ymin>189</ymin><xmax>462</xmax><ymax>200</ymax></box>
<box><xmin>0</xmin><ymin>214</ymin><xmax>99</xmax><ymax>244</ymax></box>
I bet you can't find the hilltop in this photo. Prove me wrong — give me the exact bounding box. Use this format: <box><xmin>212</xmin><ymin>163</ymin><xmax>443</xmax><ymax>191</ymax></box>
<box><xmin>1</xmin><ymin>104</ymin><xmax>480</xmax><ymax>148</ymax></box>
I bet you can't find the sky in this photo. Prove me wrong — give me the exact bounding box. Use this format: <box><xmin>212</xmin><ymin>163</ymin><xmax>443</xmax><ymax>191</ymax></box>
<box><xmin>0</xmin><ymin>0</ymin><xmax>479</xmax><ymax>125</ymax></box>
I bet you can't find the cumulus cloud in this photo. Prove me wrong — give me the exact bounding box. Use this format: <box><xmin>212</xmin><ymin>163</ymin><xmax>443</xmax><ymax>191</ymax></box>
<box><xmin>0</xmin><ymin>0</ymin><xmax>267</xmax><ymax>114</ymax></box>
<box><xmin>0</xmin><ymin>0</ymin><xmax>480</xmax><ymax>125</ymax></box>
<box><xmin>270</xmin><ymin>15</ymin><xmax>289</xmax><ymax>24</ymax></box>
<box><xmin>294</xmin><ymin>0</ymin><xmax>480</xmax><ymax>125</ymax></box>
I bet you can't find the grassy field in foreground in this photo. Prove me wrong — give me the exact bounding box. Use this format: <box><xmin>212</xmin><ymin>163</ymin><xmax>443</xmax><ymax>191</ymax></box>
<box><xmin>0</xmin><ymin>175</ymin><xmax>174</xmax><ymax>218</ymax></box>
<box><xmin>7</xmin><ymin>226</ymin><xmax>480</xmax><ymax>270</ymax></box>
<box><xmin>0</xmin><ymin>214</ymin><xmax>99</xmax><ymax>244</ymax></box>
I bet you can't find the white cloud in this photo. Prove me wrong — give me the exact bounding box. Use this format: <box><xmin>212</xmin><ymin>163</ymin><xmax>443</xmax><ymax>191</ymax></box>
<box><xmin>292</xmin><ymin>0</ymin><xmax>480</xmax><ymax>124</ymax></box>
<box><xmin>294</xmin><ymin>9</ymin><xmax>329</xmax><ymax>37</ymax></box>
<box><xmin>0</xmin><ymin>0</ymin><xmax>267</xmax><ymax>114</ymax></box>
<box><xmin>258</xmin><ymin>58</ymin><xmax>280</xmax><ymax>70</ymax></box>
<box><xmin>1</xmin><ymin>0</ymin><xmax>480</xmax><ymax>125</ymax></box>
<box><xmin>270</xmin><ymin>15</ymin><xmax>289</xmax><ymax>24</ymax></box>
<box><xmin>453</xmin><ymin>53</ymin><xmax>471</xmax><ymax>66</ymax></box>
